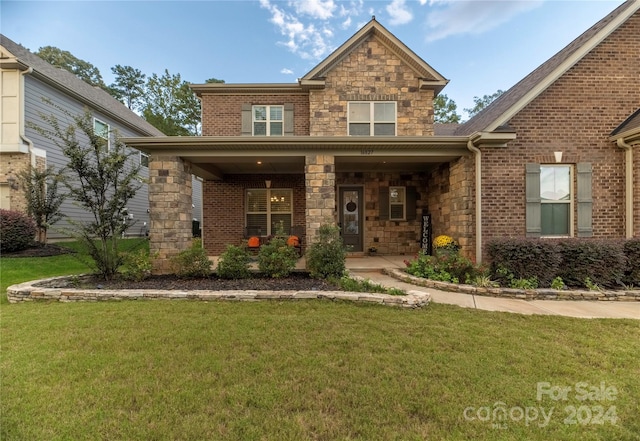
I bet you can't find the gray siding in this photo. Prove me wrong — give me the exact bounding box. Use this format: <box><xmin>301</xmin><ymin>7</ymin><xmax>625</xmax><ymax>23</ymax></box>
<box><xmin>24</xmin><ymin>76</ymin><xmax>151</xmax><ymax>238</ymax></box>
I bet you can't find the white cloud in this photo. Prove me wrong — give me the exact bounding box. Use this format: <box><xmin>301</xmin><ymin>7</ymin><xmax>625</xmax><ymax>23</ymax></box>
<box><xmin>281</xmin><ymin>68</ymin><xmax>294</xmax><ymax>75</ymax></box>
<box><xmin>425</xmin><ymin>0</ymin><xmax>543</xmax><ymax>41</ymax></box>
<box><xmin>386</xmin><ymin>0</ymin><xmax>413</xmax><ymax>25</ymax></box>
<box><xmin>259</xmin><ymin>0</ymin><xmax>334</xmax><ymax>60</ymax></box>
<box><xmin>292</xmin><ymin>0</ymin><xmax>337</xmax><ymax>20</ymax></box>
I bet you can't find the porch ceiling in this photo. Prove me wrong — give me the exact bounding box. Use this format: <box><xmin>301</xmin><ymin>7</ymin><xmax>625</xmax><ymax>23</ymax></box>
<box><xmin>188</xmin><ymin>154</ymin><xmax>457</xmax><ymax>178</ymax></box>
<box><xmin>121</xmin><ymin>135</ymin><xmax>471</xmax><ymax>180</ymax></box>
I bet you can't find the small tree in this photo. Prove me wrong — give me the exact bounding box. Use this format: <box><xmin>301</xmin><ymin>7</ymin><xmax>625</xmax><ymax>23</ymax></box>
<box><xmin>31</xmin><ymin>102</ymin><xmax>142</xmax><ymax>279</ymax></box>
<box><xmin>18</xmin><ymin>165</ymin><xmax>66</xmax><ymax>244</ymax></box>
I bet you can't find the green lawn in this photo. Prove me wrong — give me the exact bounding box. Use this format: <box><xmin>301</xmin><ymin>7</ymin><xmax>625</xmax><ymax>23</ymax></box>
<box><xmin>1</xmin><ymin>244</ymin><xmax>639</xmax><ymax>440</ymax></box>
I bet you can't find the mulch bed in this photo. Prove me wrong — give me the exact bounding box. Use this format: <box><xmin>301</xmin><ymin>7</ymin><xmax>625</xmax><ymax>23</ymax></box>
<box><xmin>7</xmin><ymin>244</ymin><xmax>340</xmax><ymax>291</ymax></box>
<box><xmin>2</xmin><ymin>244</ymin><xmax>76</xmax><ymax>258</ymax></box>
<box><xmin>91</xmin><ymin>273</ymin><xmax>340</xmax><ymax>291</ymax></box>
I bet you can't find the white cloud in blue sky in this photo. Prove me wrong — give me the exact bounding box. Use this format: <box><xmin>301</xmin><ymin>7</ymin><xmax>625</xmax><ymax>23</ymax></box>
<box><xmin>0</xmin><ymin>0</ymin><xmax>625</xmax><ymax>114</ymax></box>
<box><xmin>423</xmin><ymin>0</ymin><xmax>544</xmax><ymax>42</ymax></box>
<box><xmin>387</xmin><ymin>0</ymin><xmax>414</xmax><ymax>25</ymax></box>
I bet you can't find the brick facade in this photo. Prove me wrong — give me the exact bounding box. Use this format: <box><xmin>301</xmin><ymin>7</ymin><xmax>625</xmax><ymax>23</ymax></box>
<box><xmin>202</xmin><ymin>174</ymin><xmax>306</xmax><ymax>255</ymax></box>
<box><xmin>162</xmin><ymin>10</ymin><xmax>638</xmax><ymax>267</ymax></box>
<box><xmin>201</xmin><ymin>94</ymin><xmax>310</xmax><ymax>136</ymax></box>
<box><xmin>480</xmin><ymin>12</ymin><xmax>640</xmax><ymax>250</ymax></box>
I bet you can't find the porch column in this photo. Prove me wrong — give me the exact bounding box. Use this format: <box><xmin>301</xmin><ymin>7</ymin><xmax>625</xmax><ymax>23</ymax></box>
<box><xmin>149</xmin><ymin>155</ymin><xmax>193</xmax><ymax>274</ymax></box>
<box><xmin>305</xmin><ymin>154</ymin><xmax>336</xmax><ymax>245</ymax></box>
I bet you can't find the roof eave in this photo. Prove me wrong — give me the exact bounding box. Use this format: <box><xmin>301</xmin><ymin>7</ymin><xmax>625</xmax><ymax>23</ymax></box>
<box><xmin>482</xmin><ymin>1</ymin><xmax>640</xmax><ymax>133</ymax></box>
<box><xmin>122</xmin><ymin>135</ymin><xmax>471</xmax><ymax>152</ymax></box>
<box><xmin>609</xmin><ymin>129</ymin><xmax>640</xmax><ymax>145</ymax></box>
<box><xmin>191</xmin><ymin>83</ymin><xmax>305</xmax><ymax>96</ymax></box>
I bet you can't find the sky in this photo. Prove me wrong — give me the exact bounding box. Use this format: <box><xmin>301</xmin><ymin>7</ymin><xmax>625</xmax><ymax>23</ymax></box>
<box><xmin>1</xmin><ymin>0</ymin><xmax>626</xmax><ymax>119</ymax></box>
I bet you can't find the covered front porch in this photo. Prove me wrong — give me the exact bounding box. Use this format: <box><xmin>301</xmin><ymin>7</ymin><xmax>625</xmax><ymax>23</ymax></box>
<box><xmin>123</xmin><ymin>135</ymin><xmax>482</xmax><ymax>274</ymax></box>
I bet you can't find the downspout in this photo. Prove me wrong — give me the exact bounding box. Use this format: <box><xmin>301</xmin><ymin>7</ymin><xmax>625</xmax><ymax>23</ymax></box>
<box><xmin>467</xmin><ymin>139</ymin><xmax>482</xmax><ymax>263</ymax></box>
<box><xmin>19</xmin><ymin>67</ymin><xmax>35</xmax><ymax>162</ymax></box>
<box><xmin>616</xmin><ymin>138</ymin><xmax>634</xmax><ymax>238</ymax></box>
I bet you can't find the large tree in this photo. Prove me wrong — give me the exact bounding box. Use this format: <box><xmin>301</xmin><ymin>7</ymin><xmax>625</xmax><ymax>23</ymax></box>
<box><xmin>109</xmin><ymin>65</ymin><xmax>146</xmax><ymax>111</ymax></box>
<box><xmin>36</xmin><ymin>46</ymin><xmax>107</xmax><ymax>90</ymax></box>
<box><xmin>141</xmin><ymin>70</ymin><xmax>201</xmax><ymax>136</ymax></box>
<box><xmin>464</xmin><ymin>89</ymin><xmax>505</xmax><ymax>118</ymax></box>
<box><xmin>434</xmin><ymin>94</ymin><xmax>461</xmax><ymax>123</ymax></box>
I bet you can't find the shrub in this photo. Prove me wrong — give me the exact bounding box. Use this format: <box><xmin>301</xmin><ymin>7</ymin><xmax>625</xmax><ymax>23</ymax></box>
<box><xmin>487</xmin><ymin>239</ymin><xmax>560</xmax><ymax>287</ymax></box>
<box><xmin>331</xmin><ymin>275</ymin><xmax>405</xmax><ymax>295</ymax></box>
<box><xmin>171</xmin><ymin>239</ymin><xmax>212</xmax><ymax>278</ymax></box>
<box><xmin>556</xmin><ymin>239</ymin><xmax>625</xmax><ymax>289</ymax></box>
<box><xmin>0</xmin><ymin>209</ymin><xmax>37</xmax><ymax>252</ymax></box>
<box><xmin>119</xmin><ymin>249</ymin><xmax>154</xmax><ymax>281</ymax></box>
<box><xmin>405</xmin><ymin>251</ymin><xmax>477</xmax><ymax>284</ymax></box>
<box><xmin>623</xmin><ymin>239</ymin><xmax>640</xmax><ymax>285</ymax></box>
<box><xmin>257</xmin><ymin>236</ymin><xmax>298</xmax><ymax>278</ymax></box>
<box><xmin>216</xmin><ymin>244</ymin><xmax>251</xmax><ymax>279</ymax></box>
<box><xmin>432</xmin><ymin>235</ymin><xmax>460</xmax><ymax>255</ymax></box>
<box><xmin>305</xmin><ymin>224</ymin><xmax>346</xmax><ymax>279</ymax></box>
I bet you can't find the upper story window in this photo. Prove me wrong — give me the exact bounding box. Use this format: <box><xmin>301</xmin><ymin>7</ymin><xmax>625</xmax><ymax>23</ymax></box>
<box><xmin>348</xmin><ymin>102</ymin><xmax>396</xmax><ymax>136</ymax></box>
<box><xmin>93</xmin><ymin>118</ymin><xmax>110</xmax><ymax>150</ymax></box>
<box><xmin>140</xmin><ymin>152</ymin><xmax>149</xmax><ymax>168</ymax></box>
<box><xmin>253</xmin><ymin>105</ymin><xmax>283</xmax><ymax>136</ymax></box>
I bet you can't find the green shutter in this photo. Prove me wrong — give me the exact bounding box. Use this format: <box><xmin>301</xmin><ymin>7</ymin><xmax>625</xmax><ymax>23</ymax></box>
<box><xmin>525</xmin><ymin>163</ymin><xmax>541</xmax><ymax>237</ymax></box>
<box><xmin>379</xmin><ymin>186</ymin><xmax>389</xmax><ymax>220</ymax></box>
<box><xmin>576</xmin><ymin>162</ymin><xmax>593</xmax><ymax>237</ymax></box>
<box><xmin>284</xmin><ymin>103</ymin><xmax>294</xmax><ymax>136</ymax></box>
<box><xmin>241</xmin><ymin>103</ymin><xmax>252</xmax><ymax>136</ymax></box>
<box><xmin>406</xmin><ymin>186</ymin><xmax>418</xmax><ymax>221</ymax></box>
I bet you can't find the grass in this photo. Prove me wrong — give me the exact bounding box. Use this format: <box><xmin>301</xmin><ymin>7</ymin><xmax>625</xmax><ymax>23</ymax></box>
<box><xmin>1</xmin><ymin>241</ymin><xmax>639</xmax><ymax>440</ymax></box>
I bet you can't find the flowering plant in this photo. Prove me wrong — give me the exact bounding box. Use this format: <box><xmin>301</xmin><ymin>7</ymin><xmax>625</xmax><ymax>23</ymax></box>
<box><xmin>433</xmin><ymin>235</ymin><xmax>459</xmax><ymax>251</ymax></box>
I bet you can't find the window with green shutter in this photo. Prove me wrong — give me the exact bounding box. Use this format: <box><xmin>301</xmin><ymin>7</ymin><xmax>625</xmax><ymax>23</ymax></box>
<box><xmin>525</xmin><ymin>163</ymin><xmax>592</xmax><ymax>238</ymax></box>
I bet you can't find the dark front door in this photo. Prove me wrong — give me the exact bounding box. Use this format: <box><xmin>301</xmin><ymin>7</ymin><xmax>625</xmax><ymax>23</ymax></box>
<box><xmin>339</xmin><ymin>187</ymin><xmax>363</xmax><ymax>252</ymax></box>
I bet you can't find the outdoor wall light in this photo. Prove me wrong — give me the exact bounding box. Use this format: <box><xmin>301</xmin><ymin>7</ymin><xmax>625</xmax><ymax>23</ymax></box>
<box><xmin>6</xmin><ymin>177</ymin><xmax>18</xmax><ymax>190</ymax></box>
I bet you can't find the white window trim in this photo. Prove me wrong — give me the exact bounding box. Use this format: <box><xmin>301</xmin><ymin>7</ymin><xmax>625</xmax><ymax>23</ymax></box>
<box><xmin>140</xmin><ymin>152</ymin><xmax>149</xmax><ymax>167</ymax></box>
<box><xmin>347</xmin><ymin>101</ymin><xmax>397</xmax><ymax>136</ymax></box>
<box><xmin>252</xmin><ymin>105</ymin><xmax>284</xmax><ymax>136</ymax></box>
<box><xmin>540</xmin><ymin>164</ymin><xmax>574</xmax><ymax>238</ymax></box>
<box><xmin>389</xmin><ymin>186</ymin><xmax>406</xmax><ymax>221</ymax></box>
<box><xmin>93</xmin><ymin>117</ymin><xmax>110</xmax><ymax>150</ymax></box>
<box><xmin>246</xmin><ymin>188</ymin><xmax>293</xmax><ymax>236</ymax></box>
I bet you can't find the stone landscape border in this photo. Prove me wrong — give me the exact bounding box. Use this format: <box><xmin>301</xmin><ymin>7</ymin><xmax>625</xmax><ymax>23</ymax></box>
<box><xmin>384</xmin><ymin>269</ymin><xmax>640</xmax><ymax>301</ymax></box>
<box><xmin>6</xmin><ymin>275</ymin><xmax>430</xmax><ymax>308</ymax></box>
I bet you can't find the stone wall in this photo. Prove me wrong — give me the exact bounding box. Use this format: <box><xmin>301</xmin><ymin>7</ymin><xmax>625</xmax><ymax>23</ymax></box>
<box><xmin>309</xmin><ymin>35</ymin><xmax>434</xmax><ymax>137</ymax></box>
<box><xmin>0</xmin><ymin>152</ymin><xmax>30</xmax><ymax>213</ymax></box>
<box><xmin>427</xmin><ymin>157</ymin><xmax>476</xmax><ymax>261</ymax></box>
<box><xmin>305</xmin><ymin>155</ymin><xmax>336</xmax><ymax>243</ymax></box>
<box><xmin>338</xmin><ymin>171</ymin><xmax>429</xmax><ymax>255</ymax></box>
<box><xmin>148</xmin><ymin>155</ymin><xmax>193</xmax><ymax>274</ymax></box>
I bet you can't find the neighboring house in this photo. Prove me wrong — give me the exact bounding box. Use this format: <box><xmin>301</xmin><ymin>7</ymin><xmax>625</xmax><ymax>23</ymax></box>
<box><xmin>124</xmin><ymin>1</ymin><xmax>639</xmax><ymax>274</ymax></box>
<box><xmin>0</xmin><ymin>35</ymin><xmax>203</xmax><ymax>239</ymax></box>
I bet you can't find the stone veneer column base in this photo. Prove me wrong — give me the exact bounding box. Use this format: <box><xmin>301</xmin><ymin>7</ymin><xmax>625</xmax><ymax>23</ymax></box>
<box><xmin>305</xmin><ymin>155</ymin><xmax>336</xmax><ymax>245</ymax></box>
<box><xmin>148</xmin><ymin>155</ymin><xmax>193</xmax><ymax>274</ymax></box>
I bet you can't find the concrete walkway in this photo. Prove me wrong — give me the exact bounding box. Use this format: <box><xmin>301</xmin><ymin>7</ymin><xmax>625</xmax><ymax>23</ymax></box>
<box><xmin>344</xmin><ymin>255</ymin><xmax>640</xmax><ymax>319</ymax></box>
